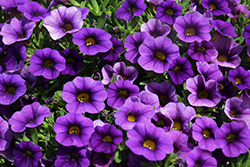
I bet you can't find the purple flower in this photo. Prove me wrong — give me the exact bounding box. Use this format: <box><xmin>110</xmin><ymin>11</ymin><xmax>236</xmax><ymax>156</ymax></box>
<box><xmin>17</xmin><ymin>1</ymin><xmax>50</xmax><ymax>22</ymax></box>
<box><xmin>0</xmin><ymin>117</ymin><xmax>13</xmax><ymax>151</ymax></box>
<box><xmin>97</xmin><ymin>37</ymin><xmax>123</xmax><ymax>61</ymax></box>
<box><xmin>186</xmin><ymin>147</ymin><xmax>217</xmax><ymax>167</ymax></box>
<box><xmin>114</xmin><ymin>101</ymin><xmax>155</xmax><ymax>130</ymax></box>
<box><xmin>13</xmin><ymin>141</ymin><xmax>43</xmax><ymax>167</ymax></box>
<box><xmin>8</xmin><ymin>102</ymin><xmax>50</xmax><ymax>133</ymax></box>
<box><xmin>186</xmin><ymin>75</ymin><xmax>221</xmax><ymax>107</ymax></box>
<box><xmin>53</xmin><ymin>113</ymin><xmax>94</xmax><ymax>147</ymax></box>
<box><xmin>161</xmin><ymin>102</ymin><xmax>196</xmax><ymax>132</ymax></box>
<box><xmin>29</xmin><ymin>48</ymin><xmax>66</xmax><ymax>80</ymax></box>
<box><xmin>62</xmin><ymin>76</ymin><xmax>107</xmax><ymax>113</ymax></box>
<box><xmin>59</xmin><ymin>48</ymin><xmax>84</xmax><ymax>76</ymax></box>
<box><xmin>126</xmin><ymin>123</ymin><xmax>174</xmax><ymax>161</ymax></box>
<box><xmin>101</xmin><ymin>61</ymin><xmax>138</xmax><ymax>85</ymax></box>
<box><xmin>210</xmin><ymin>19</ymin><xmax>237</xmax><ymax>37</ymax></box>
<box><xmin>187</xmin><ymin>40</ymin><xmax>217</xmax><ymax>62</ymax></box>
<box><xmin>73</xmin><ymin>27</ymin><xmax>113</xmax><ymax>55</ymax></box>
<box><xmin>0</xmin><ymin>74</ymin><xmax>26</xmax><ymax>105</ymax></box>
<box><xmin>124</xmin><ymin>32</ymin><xmax>151</xmax><ymax>64</ymax></box>
<box><xmin>228</xmin><ymin>66</ymin><xmax>250</xmax><ymax>90</ymax></box>
<box><xmin>138</xmin><ymin>36</ymin><xmax>180</xmax><ymax>73</ymax></box>
<box><xmin>201</xmin><ymin>0</ymin><xmax>231</xmax><ymax>16</ymax></box>
<box><xmin>90</xmin><ymin>124</ymin><xmax>123</xmax><ymax>153</ymax></box>
<box><xmin>43</xmin><ymin>6</ymin><xmax>83</xmax><ymax>40</ymax></box>
<box><xmin>228</xmin><ymin>3</ymin><xmax>250</xmax><ymax>20</ymax></box>
<box><xmin>196</xmin><ymin>61</ymin><xmax>223</xmax><ymax>81</ymax></box>
<box><xmin>106</xmin><ymin>80</ymin><xmax>139</xmax><ymax>108</ymax></box>
<box><xmin>192</xmin><ymin>116</ymin><xmax>219</xmax><ymax>152</ymax></box>
<box><xmin>168</xmin><ymin>57</ymin><xmax>194</xmax><ymax>85</ymax></box>
<box><xmin>116</xmin><ymin>0</ymin><xmax>146</xmax><ymax>21</ymax></box>
<box><xmin>241</xmin><ymin>89</ymin><xmax>250</xmax><ymax>110</ymax></box>
<box><xmin>0</xmin><ymin>0</ymin><xmax>29</xmax><ymax>15</ymax></box>
<box><xmin>0</xmin><ymin>17</ymin><xmax>36</xmax><ymax>45</ymax></box>
<box><xmin>91</xmin><ymin>151</ymin><xmax>115</xmax><ymax>167</ymax></box>
<box><xmin>173</xmin><ymin>12</ymin><xmax>212</xmax><ymax>43</ymax></box>
<box><xmin>151</xmin><ymin>112</ymin><xmax>173</xmax><ymax>132</ymax></box>
<box><xmin>155</xmin><ymin>1</ymin><xmax>182</xmax><ymax>25</ymax></box>
<box><xmin>140</xmin><ymin>18</ymin><xmax>171</xmax><ymax>38</ymax></box>
<box><xmin>243</xmin><ymin>25</ymin><xmax>250</xmax><ymax>46</ymax></box>
<box><xmin>145</xmin><ymin>0</ymin><xmax>164</xmax><ymax>6</ymax></box>
<box><xmin>216</xmin><ymin>76</ymin><xmax>235</xmax><ymax>99</ymax></box>
<box><xmin>215</xmin><ymin>121</ymin><xmax>250</xmax><ymax>157</ymax></box>
<box><xmin>54</xmin><ymin>146</ymin><xmax>90</xmax><ymax>167</ymax></box>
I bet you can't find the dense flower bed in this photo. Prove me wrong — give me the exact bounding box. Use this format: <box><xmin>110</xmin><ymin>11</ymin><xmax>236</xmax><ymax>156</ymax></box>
<box><xmin>0</xmin><ymin>0</ymin><xmax>250</xmax><ymax>166</ymax></box>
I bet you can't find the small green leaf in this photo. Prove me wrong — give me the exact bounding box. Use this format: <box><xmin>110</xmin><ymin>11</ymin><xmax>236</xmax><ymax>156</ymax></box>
<box><xmin>114</xmin><ymin>151</ymin><xmax>122</xmax><ymax>163</ymax></box>
<box><xmin>96</xmin><ymin>12</ymin><xmax>106</xmax><ymax>28</ymax></box>
<box><xmin>69</xmin><ymin>0</ymin><xmax>80</xmax><ymax>7</ymax></box>
<box><xmin>31</xmin><ymin>128</ymin><xmax>38</xmax><ymax>145</ymax></box>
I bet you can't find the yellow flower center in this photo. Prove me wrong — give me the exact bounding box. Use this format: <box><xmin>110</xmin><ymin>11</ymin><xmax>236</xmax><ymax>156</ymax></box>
<box><xmin>185</xmin><ymin>28</ymin><xmax>196</xmax><ymax>36</ymax></box>
<box><xmin>25</xmin><ymin>150</ymin><xmax>32</xmax><ymax>156</ymax></box>
<box><xmin>143</xmin><ymin>139</ymin><xmax>156</xmax><ymax>151</ymax></box>
<box><xmin>230</xmin><ymin>110</ymin><xmax>236</xmax><ymax>117</ymax></box>
<box><xmin>121</xmin><ymin>75</ymin><xmax>127</xmax><ymax>80</ymax></box>
<box><xmin>217</xmin><ymin>55</ymin><xmax>228</xmax><ymax>62</ymax></box>
<box><xmin>68</xmin><ymin>126</ymin><xmax>80</xmax><ymax>135</ymax></box>
<box><xmin>198</xmin><ymin>90</ymin><xmax>209</xmax><ymax>98</ymax></box>
<box><xmin>165</xmin><ymin>9</ymin><xmax>174</xmax><ymax>15</ymax></box>
<box><xmin>209</xmin><ymin>4</ymin><xmax>216</xmax><ymax>11</ymax></box>
<box><xmin>77</xmin><ymin>93</ymin><xmax>90</xmax><ymax>102</ymax></box>
<box><xmin>64</xmin><ymin>23</ymin><xmax>73</xmax><ymax>31</ymax></box>
<box><xmin>131</xmin><ymin>6</ymin><xmax>136</xmax><ymax>13</ymax></box>
<box><xmin>156</xmin><ymin>120</ymin><xmax>164</xmax><ymax>127</ymax></box>
<box><xmin>159</xmin><ymin>95</ymin><xmax>168</xmax><ymax>107</ymax></box>
<box><xmin>219</xmin><ymin>83</ymin><xmax>225</xmax><ymax>90</ymax></box>
<box><xmin>118</xmin><ymin>90</ymin><xmax>128</xmax><ymax>98</ymax></box>
<box><xmin>154</xmin><ymin>51</ymin><xmax>166</xmax><ymax>61</ymax></box>
<box><xmin>86</xmin><ymin>37</ymin><xmax>96</xmax><ymax>46</ymax></box>
<box><xmin>235</xmin><ymin>77</ymin><xmax>241</xmax><ymax>84</ymax></box>
<box><xmin>127</xmin><ymin>114</ymin><xmax>136</xmax><ymax>122</ymax></box>
<box><xmin>174</xmin><ymin>66</ymin><xmax>181</xmax><ymax>73</ymax></box>
<box><xmin>7</xmin><ymin>86</ymin><xmax>16</xmax><ymax>94</ymax></box>
<box><xmin>44</xmin><ymin>60</ymin><xmax>54</xmax><ymax>68</ymax></box>
<box><xmin>103</xmin><ymin>135</ymin><xmax>112</xmax><ymax>142</ymax></box>
<box><xmin>226</xmin><ymin>133</ymin><xmax>236</xmax><ymax>142</ymax></box>
<box><xmin>202</xmin><ymin>129</ymin><xmax>211</xmax><ymax>138</ymax></box>
<box><xmin>172</xmin><ymin>121</ymin><xmax>182</xmax><ymax>131</ymax></box>
<box><xmin>66</xmin><ymin>57</ymin><xmax>75</xmax><ymax>64</ymax></box>
<box><xmin>197</xmin><ymin>46</ymin><xmax>206</xmax><ymax>53</ymax></box>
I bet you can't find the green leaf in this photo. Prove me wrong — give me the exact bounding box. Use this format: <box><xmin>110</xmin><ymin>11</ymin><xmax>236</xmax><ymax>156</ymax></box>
<box><xmin>69</xmin><ymin>0</ymin><xmax>80</xmax><ymax>7</ymax></box>
<box><xmin>90</xmin><ymin>0</ymin><xmax>101</xmax><ymax>16</ymax></box>
<box><xmin>114</xmin><ymin>151</ymin><xmax>122</xmax><ymax>163</ymax></box>
<box><xmin>102</xmin><ymin>0</ymin><xmax>110</xmax><ymax>11</ymax></box>
<box><xmin>30</xmin><ymin>128</ymin><xmax>38</xmax><ymax>145</ymax></box>
<box><xmin>96</xmin><ymin>12</ymin><xmax>106</xmax><ymax>28</ymax></box>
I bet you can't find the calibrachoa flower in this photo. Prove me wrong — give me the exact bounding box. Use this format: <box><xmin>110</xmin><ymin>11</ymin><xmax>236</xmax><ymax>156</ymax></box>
<box><xmin>216</xmin><ymin>76</ymin><xmax>235</xmax><ymax>99</ymax></box>
<box><xmin>201</xmin><ymin>0</ymin><xmax>231</xmax><ymax>16</ymax></box>
<box><xmin>124</xmin><ymin>32</ymin><xmax>151</xmax><ymax>64</ymax></box>
<box><xmin>140</xmin><ymin>18</ymin><xmax>171</xmax><ymax>38</ymax></box>
<box><xmin>8</xmin><ymin>102</ymin><xmax>50</xmax><ymax>133</ymax></box>
<box><xmin>114</xmin><ymin>101</ymin><xmax>155</xmax><ymax>130</ymax></box>
<box><xmin>73</xmin><ymin>27</ymin><xmax>113</xmax><ymax>55</ymax></box>
<box><xmin>186</xmin><ymin>147</ymin><xmax>217</xmax><ymax>167</ymax></box>
<box><xmin>0</xmin><ymin>74</ymin><xmax>26</xmax><ymax>105</ymax></box>
<box><xmin>138</xmin><ymin>36</ymin><xmax>180</xmax><ymax>73</ymax></box>
<box><xmin>192</xmin><ymin>116</ymin><xmax>219</xmax><ymax>152</ymax></box>
<box><xmin>210</xmin><ymin>19</ymin><xmax>237</xmax><ymax>38</ymax></box>
<box><xmin>243</xmin><ymin>25</ymin><xmax>250</xmax><ymax>45</ymax></box>
<box><xmin>53</xmin><ymin>113</ymin><xmax>95</xmax><ymax>147</ymax></box>
<box><xmin>186</xmin><ymin>75</ymin><xmax>221</xmax><ymax>107</ymax></box>
<box><xmin>13</xmin><ymin>141</ymin><xmax>43</xmax><ymax>167</ymax></box>
<box><xmin>91</xmin><ymin>151</ymin><xmax>115</xmax><ymax>167</ymax></box>
<box><xmin>62</xmin><ymin>76</ymin><xmax>107</xmax><ymax>114</ymax></box>
<box><xmin>127</xmin><ymin>152</ymin><xmax>150</xmax><ymax>167</ymax></box>
<box><xmin>54</xmin><ymin>146</ymin><xmax>90</xmax><ymax>167</ymax></box>
<box><xmin>43</xmin><ymin>6</ymin><xmax>83</xmax><ymax>40</ymax></box>
<box><xmin>155</xmin><ymin>0</ymin><xmax>182</xmax><ymax>25</ymax></box>
<box><xmin>0</xmin><ymin>0</ymin><xmax>29</xmax><ymax>14</ymax></box>
<box><xmin>59</xmin><ymin>48</ymin><xmax>84</xmax><ymax>76</ymax></box>
<box><xmin>126</xmin><ymin>123</ymin><xmax>174</xmax><ymax>161</ymax></box>
<box><xmin>29</xmin><ymin>48</ymin><xmax>66</xmax><ymax>80</ymax></box>
<box><xmin>116</xmin><ymin>0</ymin><xmax>146</xmax><ymax>21</ymax></box>
<box><xmin>228</xmin><ymin>66</ymin><xmax>250</xmax><ymax>90</ymax></box>
<box><xmin>215</xmin><ymin>121</ymin><xmax>250</xmax><ymax>157</ymax></box>
<box><xmin>173</xmin><ymin>12</ymin><xmax>212</xmax><ymax>43</ymax></box>
<box><xmin>187</xmin><ymin>40</ymin><xmax>217</xmax><ymax>62</ymax></box>
<box><xmin>168</xmin><ymin>57</ymin><xmax>194</xmax><ymax>85</ymax></box>
<box><xmin>151</xmin><ymin>112</ymin><xmax>173</xmax><ymax>132</ymax></box>
<box><xmin>0</xmin><ymin>17</ymin><xmax>36</xmax><ymax>45</ymax></box>
<box><xmin>0</xmin><ymin>116</ymin><xmax>13</xmax><ymax>151</ymax></box>
<box><xmin>106</xmin><ymin>80</ymin><xmax>139</xmax><ymax>108</ymax></box>
<box><xmin>90</xmin><ymin>124</ymin><xmax>123</xmax><ymax>153</ymax></box>
<box><xmin>196</xmin><ymin>61</ymin><xmax>223</xmax><ymax>81</ymax></box>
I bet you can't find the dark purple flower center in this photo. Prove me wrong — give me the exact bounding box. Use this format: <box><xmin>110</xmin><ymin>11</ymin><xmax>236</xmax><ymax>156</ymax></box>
<box><xmin>143</xmin><ymin>139</ymin><xmax>156</xmax><ymax>150</ymax></box>
<box><xmin>197</xmin><ymin>46</ymin><xmax>205</xmax><ymax>53</ymax></box>
<box><xmin>104</xmin><ymin>154</ymin><xmax>110</xmax><ymax>160</ymax></box>
<box><xmin>219</xmin><ymin>83</ymin><xmax>225</xmax><ymax>90</ymax></box>
<box><xmin>44</xmin><ymin>60</ymin><xmax>54</xmax><ymax>68</ymax></box>
<box><xmin>131</xmin><ymin>6</ymin><xmax>136</xmax><ymax>13</ymax></box>
<box><xmin>70</xmin><ymin>152</ymin><xmax>79</xmax><ymax>160</ymax></box>
<box><xmin>185</xmin><ymin>28</ymin><xmax>196</xmax><ymax>36</ymax></box>
<box><xmin>172</xmin><ymin>121</ymin><xmax>182</xmax><ymax>131</ymax></box>
<box><xmin>154</xmin><ymin>51</ymin><xmax>166</xmax><ymax>62</ymax></box>
<box><xmin>121</xmin><ymin>75</ymin><xmax>127</xmax><ymax>80</ymax></box>
<box><xmin>118</xmin><ymin>90</ymin><xmax>128</xmax><ymax>98</ymax></box>
<box><xmin>63</xmin><ymin>23</ymin><xmax>73</xmax><ymax>32</ymax></box>
<box><xmin>230</xmin><ymin>110</ymin><xmax>237</xmax><ymax>117</ymax></box>
<box><xmin>156</xmin><ymin>120</ymin><xmax>164</xmax><ymax>127</ymax></box>
<box><xmin>159</xmin><ymin>95</ymin><xmax>168</xmax><ymax>107</ymax></box>
<box><xmin>209</xmin><ymin>4</ymin><xmax>216</xmax><ymax>11</ymax></box>
<box><xmin>165</xmin><ymin>9</ymin><xmax>174</xmax><ymax>16</ymax></box>
<box><xmin>226</xmin><ymin>133</ymin><xmax>236</xmax><ymax>142</ymax></box>
<box><xmin>7</xmin><ymin>86</ymin><xmax>16</xmax><ymax>94</ymax></box>
<box><xmin>198</xmin><ymin>90</ymin><xmax>209</xmax><ymax>99</ymax></box>
<box><xmin>77</xmin><ymin>93</ymin><xmax>90</xmax><ymax>102</ymax></box>
<box><xmin>103</xmin><ymin>135</ymin><xmax>112</xmax><ymax>142</ymax></box>
<box><xmin>66</xmin><ymin>57</ymin><xmax>75</xmax><ymax>64</ymax></box>
<box><xmin>69</xmin><ymin>126</ymin><xmax>80</xmax><ymax>135</ymax></box>
<box><xmin>127</xmin><ymin>114</ymin><xmax>136</xmax><ymax>122</ymax></box>
<box><xmin>217</xmin><ymin>55</ymin><xmax>228</xmax><ymax>62</ymax></box>
<box><xmin>174</xmin><ymin>66</ymin><xmax>181</xmax><ymax>73</ymax></box>
<box><xmin>85</xmin><ymin>37</ymin><xmax>96</xmax><ymax>46</ymax></box>
<box><xmin>202</xmin><ymin>129</ymin><xmax>211</xmax><ymax>138</ymax></box>
<box><xmin>25</xmin><ymin>150</ymin><xmax>33</xmax><ymax>156</ymax></box>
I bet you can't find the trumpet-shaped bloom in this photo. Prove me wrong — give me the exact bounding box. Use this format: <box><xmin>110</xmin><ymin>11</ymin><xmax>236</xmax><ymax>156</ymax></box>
<box><xmin>0</xmin><ymin>117</ymin><xmax>13</xmax><ymax>151</ymax></box>
<box><xmin>201</xmin><ymin>0</ymin><xmax>231</xmax><ymax>16</ymax></box>
<box><xmin>210</xmin><ymin>19</ymin><xmax>237</xmax><ymax>37</ymax></box>
<box><xmin>228</xmin><ymin>66</ymin><xmax>250</xmax><ymax>90</ymax></box>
